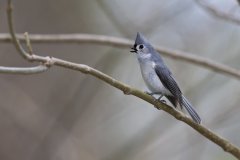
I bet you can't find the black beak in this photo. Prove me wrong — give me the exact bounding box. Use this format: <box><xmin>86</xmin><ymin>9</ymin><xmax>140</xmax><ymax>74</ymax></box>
<box><xmin>130</xmin><ymin>47</ymin><xmax>137</xmax><ymax>53</ymax></box>
<box><xmin>130</xmin><ymin>44</ymin><xmax>137</xmax><ymax>53</ymax></box>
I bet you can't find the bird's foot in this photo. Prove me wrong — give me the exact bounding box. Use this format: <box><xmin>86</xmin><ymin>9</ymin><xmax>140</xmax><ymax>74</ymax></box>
<box><xmin>144</xmin><ymin>91</ymin><xmax>165</xmax><ymax>110</ymax></box>
<box><xmin>153</xmin><ymin>96</ymin><xmax>165</xmax><ymax>110</ymax></box>
<box><xmin>160</xmin><ymin>99</ymin><xmax>166</xmax><ymax>103</ymax></box>
<box><xmin>144</xmin><ymin>91</ymin><xmax>153</xmax><ymax>96</ymax></box>
<box><xmin>153</xmin><ymin>99</ymin><xmax>161</xmax><ymax>110</ymax></box>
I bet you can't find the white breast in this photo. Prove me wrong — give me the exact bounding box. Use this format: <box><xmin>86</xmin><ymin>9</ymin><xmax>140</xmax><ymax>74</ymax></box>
<box><xmin>138</xmin><ymin>59</ymin><xmax>171</xmax><ymax>95</ymax></box>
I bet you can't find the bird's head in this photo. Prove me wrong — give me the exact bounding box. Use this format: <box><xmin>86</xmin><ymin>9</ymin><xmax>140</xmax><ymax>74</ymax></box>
<box><xmin>130</xmin><ymin>32</ymin><xmax>153</xmax><ymax>58</ymax></box>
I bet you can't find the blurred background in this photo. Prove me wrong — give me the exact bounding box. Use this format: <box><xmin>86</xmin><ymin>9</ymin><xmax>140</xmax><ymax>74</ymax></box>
<box><xmin>0</xmin><ymin>0</ymin><xmax>240</xmax><ymax>159</ymax></box>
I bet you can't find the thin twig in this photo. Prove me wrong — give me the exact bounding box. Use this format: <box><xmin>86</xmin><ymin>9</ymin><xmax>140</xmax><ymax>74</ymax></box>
<box><xmin>196</xmin><ymin>0</ymin><xmax>240</xmax><ymax>25</ymax></box>
<box><xmin>0</xmin><ymin>33</ymin><xmax>240</xmax><ymax>80</ymax></box>
<box><xmin>0</xmin><ymin>65</ymin><xmax>48</xmax><ymax>74</ymax></box>
<box><xmin>24</xmin><ymin>32</ymin><xmax>33</xmax><ymax>55</ymax></box>
<box><xmin>6</xmin><ymin>1</ymin><xmax>30</xmax><ymax>60</ymax></box>
<box><xmin>6</xmin><ymin>0</ymin><xmax>240</xmax><ymax>159</ymax></box>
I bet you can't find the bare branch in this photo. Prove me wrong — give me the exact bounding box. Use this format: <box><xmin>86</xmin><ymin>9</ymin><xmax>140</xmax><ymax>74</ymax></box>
<box><xmin>4</xmin><ymin>1</ymin><xmax>49</xmax><ymax>74</ymax></box>
<box><xmin>0</xmin><ymin>33</ymin><xmax>132</xmax><ymax>46</ymax></box>
<box><xmin>6</xmin><ymin>0</ymin><xmax>31</xmax><ymax>60</ymax></box>
<box><xmin>0</xmin><ymin>65</ymin><xmax>48</xmax><ymax>74</ymax></box>
<box><xmin>196</xmin><ymin>0</ymin><xmax>240</xmax><ymax>25</ymax></box>
<box><xmin>5</xmin><ymin>0</ymin><xmax>240</xmax><ymax>159</ymax></box>
<box><xmin>0</xmin><ymin>33</ymin><xmax>240</xmax><ymax>80</ymax></box>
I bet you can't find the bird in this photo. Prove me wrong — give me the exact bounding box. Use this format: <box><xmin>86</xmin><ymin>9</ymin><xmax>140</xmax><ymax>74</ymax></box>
<box><xmin>130</xmin><ymin>32</ymin><xmax>201</xmax><ymax>124</ymax></box>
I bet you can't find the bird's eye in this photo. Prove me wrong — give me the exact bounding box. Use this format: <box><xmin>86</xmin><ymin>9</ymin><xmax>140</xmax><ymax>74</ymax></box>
<box><xmin>135</xmin><ymin>44</ymin><xmax>145</xmax><ymax>51</ymax></box>
<box><xmin>139</xmin><ymin>44</ymin><xmax>144</xmax><ymax>49</ymax></box>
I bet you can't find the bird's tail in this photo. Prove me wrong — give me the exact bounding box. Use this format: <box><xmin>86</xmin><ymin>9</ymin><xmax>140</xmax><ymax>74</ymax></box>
<box><xmin>182</xmin><ymin>95</ymin><xmax>201</xmax><ymax>124</ymax></box>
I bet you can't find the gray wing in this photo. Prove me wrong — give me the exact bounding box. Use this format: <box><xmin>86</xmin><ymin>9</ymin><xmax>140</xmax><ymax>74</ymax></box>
<box><xmin>154</xmin><ymin>64</ymin><xmax>183</xmax><ymax>106</ymax></box>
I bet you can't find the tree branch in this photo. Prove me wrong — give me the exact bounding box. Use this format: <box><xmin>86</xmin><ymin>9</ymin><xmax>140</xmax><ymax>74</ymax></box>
<box><xmin>0</xmin><ymin>33</ymin><xmax>240</xmax><ymax>80</ymax></box>
<box><xmin>196</xmin><ymin>0</ymin><xmax>240</xmax><ymax>25</ymax></box>
<box><xmin>5</xmin><ymin>0</ymin><xmax>240</xmax><ymax>159</ymax></box>
<box><xmin>0</xmin><ymin>65</ymin><xmax>48</xmax><ymax>74</ymax></box>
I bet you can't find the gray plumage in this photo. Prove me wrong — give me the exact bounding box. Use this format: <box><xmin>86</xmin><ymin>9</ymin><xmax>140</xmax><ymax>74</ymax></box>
<box><xmin>131</xmin><ymin>32</ymin><xmax>201</xmax><ymax>124</ymax></box>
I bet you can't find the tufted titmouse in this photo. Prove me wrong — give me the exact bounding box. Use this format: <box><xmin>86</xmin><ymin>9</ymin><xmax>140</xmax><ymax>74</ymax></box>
<box><xmin>131</xmin><ymin>32</ymin><xmax>201</xmax><ymax>124</ymax></box>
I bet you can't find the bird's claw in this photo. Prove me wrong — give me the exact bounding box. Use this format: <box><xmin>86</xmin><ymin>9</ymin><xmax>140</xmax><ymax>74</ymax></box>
<box><xmin>154</xmin><ymin>96</ymin><xmax>166</xmax><ymax>110</ymax></box>
<box><xmin>144</xmin><ymin>91</ymin><xmax>153</xmax><ymax>95</ymax></box>
<box><xmin>160</xmin><ymin>99</ymin><xmax>166</xmax><ymax>103</ymax></box>
<box><xmin>145</xmin><ymin>91</ymin><xmax>165</xmax><ymax>110</ymax></box>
